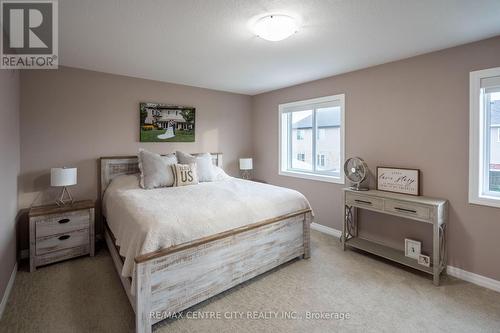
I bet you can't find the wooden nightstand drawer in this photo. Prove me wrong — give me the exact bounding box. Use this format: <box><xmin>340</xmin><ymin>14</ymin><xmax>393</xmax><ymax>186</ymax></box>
<box><xmin>35</xmin><ymin>210</ymin><xmax>90</xmax><ymax>238</ymax></box>
<box><xmin>36</xmin><ymin>245</ymin><xmax>90</xmax><ymax>267</ymax></box>
<box><xmin>36</xmin><ymin>228</ymin><xmax>89</xmax><ymax>255</ymax></box>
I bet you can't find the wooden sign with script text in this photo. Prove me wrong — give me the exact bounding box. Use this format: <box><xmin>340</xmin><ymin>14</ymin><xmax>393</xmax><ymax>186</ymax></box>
<box><xmin>376</xmin><ymin>167</ymin><xmax>420</xmax><ymax>196</ymax></box>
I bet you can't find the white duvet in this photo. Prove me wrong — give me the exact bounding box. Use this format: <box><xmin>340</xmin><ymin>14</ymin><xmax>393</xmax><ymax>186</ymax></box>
<box><xmin>103</xmin><ymin>174</ymin><xmax>312</xmax><ymax>281</ymax></box>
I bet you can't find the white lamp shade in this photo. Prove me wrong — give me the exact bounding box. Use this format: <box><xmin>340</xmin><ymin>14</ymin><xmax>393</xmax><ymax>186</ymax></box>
<box><xmin>239</xmin><ymin>158</ymin><xmax>253</xmax><ymax>170</ymax></box>
<box><xmin>51</xmin><ymin>168</ymin><xmax>77</xmax><ymax>187</ymax></box>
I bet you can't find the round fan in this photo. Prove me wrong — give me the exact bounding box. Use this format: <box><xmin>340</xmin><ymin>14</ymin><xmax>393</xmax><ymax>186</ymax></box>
<box><xmin>344</xmin><ymin>157</ymin><xmax>369</xmax><ymax>191</ymax></box>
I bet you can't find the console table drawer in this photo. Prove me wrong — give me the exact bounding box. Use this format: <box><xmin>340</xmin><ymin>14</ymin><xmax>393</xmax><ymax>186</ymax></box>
<box><xmin>384</xmin><ymin>199</ymin><xmax>431</xmax><ymax>221</ymax></box>
<box><xmin>346</xmin><ymin>192</ymin><xmax>384</xmax><ymax>210</ymax></box>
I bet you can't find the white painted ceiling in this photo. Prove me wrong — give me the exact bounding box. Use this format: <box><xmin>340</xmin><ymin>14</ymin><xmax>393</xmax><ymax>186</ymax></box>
<box><xmin>60</xmin><ymin>0</ymin><xmax>500</xmax><ymax>95</ymax></box>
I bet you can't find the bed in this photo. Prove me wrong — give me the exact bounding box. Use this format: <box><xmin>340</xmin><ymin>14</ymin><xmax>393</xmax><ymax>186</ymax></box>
<box><xmin>99</xmin><ymin>153</ymin><xmax>313</xmax><ymax>333</ymax></box>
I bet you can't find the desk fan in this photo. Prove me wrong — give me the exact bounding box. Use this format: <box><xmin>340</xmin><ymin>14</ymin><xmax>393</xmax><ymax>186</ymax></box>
<box><xmin>344</xmin><ymin>157</ymin><xmax>369</xmax><ymax>191</ymax></box>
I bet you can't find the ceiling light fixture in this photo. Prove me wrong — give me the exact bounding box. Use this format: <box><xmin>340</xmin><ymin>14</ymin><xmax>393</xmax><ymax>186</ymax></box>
<box><xmin>253</xmin><ymin>15</ymin><xmax>299</xmax><ymax>42</ymax></box>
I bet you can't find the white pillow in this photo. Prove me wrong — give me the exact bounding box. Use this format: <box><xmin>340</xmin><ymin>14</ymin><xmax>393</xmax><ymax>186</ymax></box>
<box><xmin>176</xmin><ymin>151</ymin><xmax>215</xmax><ymax>182</ymax></box>
<box><xmin>176</xmin><ymin>151</ymin><xmax>196</xmax><ymax>164</ymax></box>
<box><xmin>138</xmin><ymin>149</ymin><xmax>177</xmax><ymax>189</ymax></box>
<box><xmin>195</xmin><ymin>153</ymin><xmax>216</xmax><ymax>182</ymax></box>
<box><xmin>213</xmin><ymin>166</ymin><xmax>230</xmax><ymax>181</ymax></box>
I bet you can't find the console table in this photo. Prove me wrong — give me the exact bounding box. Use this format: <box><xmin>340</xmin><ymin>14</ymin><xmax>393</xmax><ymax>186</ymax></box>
<box><xmin>342</xmin><ymin>188</ymin><xmax>448</xmax><ymax>285</ymax></box>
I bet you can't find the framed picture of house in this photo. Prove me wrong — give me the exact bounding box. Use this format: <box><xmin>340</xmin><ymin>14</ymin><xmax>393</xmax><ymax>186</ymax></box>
<box><xmin>140</xmin><ymin>102</ymin><xmax>195</xmax><ymax>142</ymax></box>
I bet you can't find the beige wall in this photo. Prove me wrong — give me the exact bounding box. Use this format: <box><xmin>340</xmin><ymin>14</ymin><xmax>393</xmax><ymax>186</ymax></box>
<box><xmin>19</xmin><ymin>67</ymin><xmax>253</xmax><ymax>243</ymax></box>
<box><xmin>252</xmin><ymin>36</ymin><xmax>500</xmax><ymax>281</ymax></box>
<box><xmin>0</xmin><ymin>70</ymin><xmax>20</xmax><ymax>301</ymax></box>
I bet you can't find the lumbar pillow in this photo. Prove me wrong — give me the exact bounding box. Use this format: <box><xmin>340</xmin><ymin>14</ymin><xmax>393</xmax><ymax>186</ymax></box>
<box><xmin>171</xmin><ymin>163</ymin><xmax>199</xmax><ymax>187</ymax></box>
<box><xmin>138</xmin><ymin>149</ymin><xmax>177</xmax><ymax>189</ymax></box>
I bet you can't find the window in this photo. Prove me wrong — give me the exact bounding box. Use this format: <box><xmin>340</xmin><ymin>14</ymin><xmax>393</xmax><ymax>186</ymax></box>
<box><xmin>469</xmin><ymin>67</ymin><xmax>500</xmax><ymax>208</ymax></box>
<box><xmin>317</xmin><ymin>154</ymin><xmax>326</xmax><ymax>167</ymax></box>
<box><xmin>279</xmin><ymin>94</ymin><xmax>345</xmax><ymax>183</ymax></box>
<box><xmin>317</xmin><ymin>128</ymin><xmax>326</xmax><ymax>140</ymax></box>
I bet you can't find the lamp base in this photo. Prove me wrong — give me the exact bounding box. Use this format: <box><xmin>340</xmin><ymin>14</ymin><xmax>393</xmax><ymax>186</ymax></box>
<box><xmin>240</xmin><ymin>170</ymin><xmax>253</xmax><ymax>180</ymax></box>
<box><xmin>56</xmin><ymin>186</ymin><xmax>74</xmax><ymax>206</ymax></box>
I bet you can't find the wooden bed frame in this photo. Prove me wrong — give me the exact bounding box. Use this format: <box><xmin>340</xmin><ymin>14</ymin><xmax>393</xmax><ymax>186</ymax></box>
<box><xmin>99</xmin><ymin>154</ymin><xmax>313</xmax><ymax>333</ymax></box>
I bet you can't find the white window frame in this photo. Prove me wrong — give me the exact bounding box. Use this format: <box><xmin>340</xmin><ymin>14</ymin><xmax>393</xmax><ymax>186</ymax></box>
<box><xmin>279</xmin><ymin>94</ymin><xmax>345</xmax><ymax>184</ymax></box>
<box><xmin>469</xmin><ymin>67</ymin><xmax>500</xmax><ymax>208</ymax></box>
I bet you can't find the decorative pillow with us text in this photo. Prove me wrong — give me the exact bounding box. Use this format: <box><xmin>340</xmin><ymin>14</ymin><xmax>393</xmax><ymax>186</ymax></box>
<box><xmin>171</xmin><ymin>163</ymin><xmax>199</xmax><ymax>187</ymax></box>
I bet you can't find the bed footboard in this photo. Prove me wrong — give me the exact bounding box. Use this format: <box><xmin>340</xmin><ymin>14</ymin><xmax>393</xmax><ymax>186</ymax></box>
<box><xmin>134</xmin><ymin>209</ymin><xmax>312</xmax><ymax>333</ymax></box>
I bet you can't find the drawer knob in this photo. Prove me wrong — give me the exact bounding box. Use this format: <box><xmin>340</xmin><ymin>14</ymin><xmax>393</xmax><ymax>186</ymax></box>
<box><xmin>58</xmin><ymin>235</ymin><xmax>71</xmax><ymax>241</ymax></box>
<box><xmin>58</xmin><ymin>218</ymin><xmax>70</xmax><ymax>224</ymax></box>
<box><xmin>395</xmin><ymin>207</ymin><xmax>417</xmax><ymax>214</ymax></box>
<box><xmin>355</xmin><ymin>199</ymin><xmax>372</xmax><ymax>205</ymax></box>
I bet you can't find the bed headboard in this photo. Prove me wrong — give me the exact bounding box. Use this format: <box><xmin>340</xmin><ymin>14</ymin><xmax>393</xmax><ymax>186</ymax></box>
<box><xmin>99</xmin><ymin>153</ymin><xmax>223</xmax><ymax>199</ymax></box>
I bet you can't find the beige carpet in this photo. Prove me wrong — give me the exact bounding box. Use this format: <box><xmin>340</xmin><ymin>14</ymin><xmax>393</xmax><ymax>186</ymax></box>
<box><xmin>1</xmin><ymin>231</ymin><xmax>500</xmax><ymax>333</ymax></box>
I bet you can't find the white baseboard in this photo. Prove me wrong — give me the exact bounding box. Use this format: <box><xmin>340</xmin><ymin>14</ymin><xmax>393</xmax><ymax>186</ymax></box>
<box><xmin>310</xmin><ymin>223</ymin><xmax>500</xmax><ymax>294</ymax></box>
<box><xmin>446</xmin><ymin>265</ymin><xmax>500</xmax><ymax>293</ymax></box>
<box><xmin>0</xmin><ymin>263</ymin><xmax>17</xmax><ymax>320</ymax></box>
<box><xmin>310</xmin><ymin>222</ymin><xmax>342</xmax><ymax>238</ymax></box>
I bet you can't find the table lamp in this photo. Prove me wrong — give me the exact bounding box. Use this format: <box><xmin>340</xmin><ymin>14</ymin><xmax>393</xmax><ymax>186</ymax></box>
<box><xmin>51</xmin><ymin>167</ymin><xmax>77</xmax><ymax>206</ymax></box>
<box><xmin>239</xmin><ymin>158</ymin><xmax>253</xmax><ymax>180</ymax></box>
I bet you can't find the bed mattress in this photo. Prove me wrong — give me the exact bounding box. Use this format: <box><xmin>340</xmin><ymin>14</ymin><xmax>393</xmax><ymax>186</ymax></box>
<box><xmin>103</xmin><ymin>174</ymin><xmax>312</xmax><ymax>280</ymax></box>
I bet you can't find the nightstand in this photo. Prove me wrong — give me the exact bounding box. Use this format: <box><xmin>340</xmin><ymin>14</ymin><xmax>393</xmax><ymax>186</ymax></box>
<box><xmin>28</xmin><ymin>200</ymin><xmax>95</xmax><ymax>272</ymax></box>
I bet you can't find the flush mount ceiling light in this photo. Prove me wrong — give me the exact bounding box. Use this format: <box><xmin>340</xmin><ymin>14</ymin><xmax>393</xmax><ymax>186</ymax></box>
<box><xmin>253</xmin><ymin>15</ymin><xmax>299</xmax><ymax>42</ymax></box>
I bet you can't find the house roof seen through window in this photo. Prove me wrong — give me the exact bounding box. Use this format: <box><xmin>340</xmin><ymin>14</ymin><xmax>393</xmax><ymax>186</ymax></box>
<box><xmin>292</xmin><ymin>107</ymin><xmax>341</xmax><ymax>129</ymax></box>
